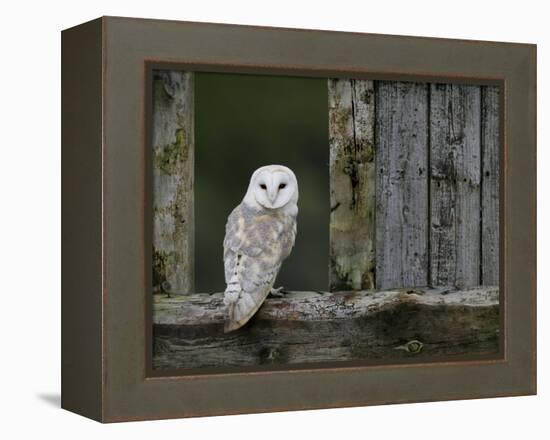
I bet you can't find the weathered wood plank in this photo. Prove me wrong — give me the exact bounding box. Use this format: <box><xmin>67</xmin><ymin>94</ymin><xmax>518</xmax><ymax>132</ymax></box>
<box><xmin>375</xmin><ymin>82</ymin><xmax>429</xmax><ymax>289</ymax></box>
<box><xmin>154</xmin><ymin>286</ymin><xmax>498</xmax><ymax>325</ymax></box>
<box><xmin>152</xmin><ymin>286</ymin><xmax>499</xmax><ymax>370</ymax></box>
<box><xmin>481</xmin><ymin>86</ymin><xmax>500</xmax><ymax>285</ymax></box>
<box><xmin>152</xmin><ymin>70</ymin><xmax>194</xmax><ymax>294</ymax></box>
<box><xmin>328</xmin><ymin>79</ymin><xmax>376</xmax><ymax>291</ymax></box>
<box><xmin>430</xmin><ymin>84</ymin><xmax>481</xmax><ymax>287</ymax></box>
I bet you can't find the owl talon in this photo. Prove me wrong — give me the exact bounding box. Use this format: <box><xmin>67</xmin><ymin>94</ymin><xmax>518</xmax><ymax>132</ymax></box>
<box><xmin>269</xmin><ymin>286</ymin><xmax>286</xmax><ymax>298</ymax></box>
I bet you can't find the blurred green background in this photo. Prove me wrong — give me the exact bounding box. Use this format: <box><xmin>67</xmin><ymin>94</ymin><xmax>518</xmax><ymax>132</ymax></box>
<box><xmin>195</xmin><ymin>72</ymin><xmax>329</xmax><ymax>292</ymax></box>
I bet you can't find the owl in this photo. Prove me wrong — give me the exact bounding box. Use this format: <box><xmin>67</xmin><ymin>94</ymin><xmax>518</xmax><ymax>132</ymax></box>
<box><xmin>223</xmin><ymin>165</ymin><xmax>298</xmax><ymax>332</ymax></box>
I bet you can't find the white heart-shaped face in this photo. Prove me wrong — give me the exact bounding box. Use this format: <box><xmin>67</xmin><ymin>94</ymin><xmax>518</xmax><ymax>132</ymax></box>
<box><xmin>244</xmin><ymin>165</ymin><xmax>298</xmax><ymax>210</ymax></box>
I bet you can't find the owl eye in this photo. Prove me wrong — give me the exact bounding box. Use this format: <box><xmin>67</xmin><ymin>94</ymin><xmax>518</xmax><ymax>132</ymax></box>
<box><xmin>260</xmin><ymin>184</ymin><xmax>267</xmax><ymax>190</ymax></box>
<box><xmin>279</xmin><ymin>183</ymin><xmax>287</xmax><ymax>189</ymax></box>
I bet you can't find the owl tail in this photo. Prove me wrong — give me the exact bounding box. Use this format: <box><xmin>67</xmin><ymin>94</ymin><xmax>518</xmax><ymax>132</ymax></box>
<box><xmin>224</xmin><ymin>286</ymin><xmax>271</xmax><ymax>333</ymax></box>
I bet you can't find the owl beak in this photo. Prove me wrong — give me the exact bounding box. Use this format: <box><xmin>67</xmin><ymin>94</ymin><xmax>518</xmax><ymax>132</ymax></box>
<box><xmin>267</xmin><ymin>187</ymin><xmax>277</xmax><ymax>203</ymax></box>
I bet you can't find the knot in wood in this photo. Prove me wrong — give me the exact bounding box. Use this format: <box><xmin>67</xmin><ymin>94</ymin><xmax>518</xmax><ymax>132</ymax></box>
<box><xmin>395</xmin><ymin>339</ymin><xmax>424</xmax><ymax>354</ymax></box>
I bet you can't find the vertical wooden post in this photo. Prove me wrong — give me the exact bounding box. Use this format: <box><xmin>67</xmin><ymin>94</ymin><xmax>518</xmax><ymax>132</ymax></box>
<box><xmin>328</xmin><ymin>79</ymin><xmax>376</xmax><ymax>291</ymax></box>
<box><xmin>429</xmin><ymin>84</ymin><xmax>481</xmax><ymax>288</ymax></box>
<box><xmin>375</xmin><ymin>82</ymin><xmax>430</xmax><ymax>289</ymax></box>
<box><xmin>481</xmin><ymin>86</ymin><xmax>500</xmax><ymax>285</ymax></box>
<box><xmin>152</xmin><ymin>70</ymin><xmax>194</xmax><ymax>294</ymax></box>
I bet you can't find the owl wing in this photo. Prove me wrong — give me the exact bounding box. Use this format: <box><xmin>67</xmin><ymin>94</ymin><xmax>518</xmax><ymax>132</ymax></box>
<box><xmin>223</xmin><ymin>205</ymin><xmax>289</xmax><ymax>332</ymax></box>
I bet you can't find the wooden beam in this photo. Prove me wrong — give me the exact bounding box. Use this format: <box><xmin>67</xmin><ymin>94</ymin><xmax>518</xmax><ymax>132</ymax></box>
<box><xmin>153</xmin><ymin>286</ymin><xmax>499</xmax><ymax>370</ymax></box>
<box><xmin>152</xmin><ymin>70</ymin><xmax>194</xmax><ymax>294</ymax></box>
<box><xmin>328</xmin><ymin>79</ymin><xmax>376</xmax><ymax>291</ymax></box>
<box><xmin>154</xmin><ymin>286</ymin><xmax>498</xmax><ymax>324</ymax></box>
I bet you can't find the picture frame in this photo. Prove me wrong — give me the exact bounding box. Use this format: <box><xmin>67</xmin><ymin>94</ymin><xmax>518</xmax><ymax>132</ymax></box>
<box><xmin>61</xmin><ymin>16</ymin><xmax>536</xmax><ymax>422</ymax></box>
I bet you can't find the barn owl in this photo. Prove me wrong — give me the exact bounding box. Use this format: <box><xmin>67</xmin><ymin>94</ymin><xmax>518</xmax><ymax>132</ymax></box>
<box><xmin>223</xmin><ymin>165</ymin><xmax>298</xmax><ymax>332</ymax></box>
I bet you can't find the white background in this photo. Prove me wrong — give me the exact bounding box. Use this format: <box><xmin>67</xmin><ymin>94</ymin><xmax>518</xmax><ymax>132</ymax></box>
<box><xmin>1</xmin><ymin>0</ymin><xmax>547</xmax><ymax>437</ymax></box>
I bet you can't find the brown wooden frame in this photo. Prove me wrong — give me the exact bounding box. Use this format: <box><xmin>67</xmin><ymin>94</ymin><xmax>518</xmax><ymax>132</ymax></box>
<box><xmin>61</xmin><ymin>16</ymin><xmax>536</xmax><ymax>422</ymax></box>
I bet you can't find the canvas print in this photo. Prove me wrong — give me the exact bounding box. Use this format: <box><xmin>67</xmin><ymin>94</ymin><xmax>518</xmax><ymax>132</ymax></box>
<box><xmin>150</xmin><ymin>69</ymin><xmax>500</xmax><ymax>371</ymax></box>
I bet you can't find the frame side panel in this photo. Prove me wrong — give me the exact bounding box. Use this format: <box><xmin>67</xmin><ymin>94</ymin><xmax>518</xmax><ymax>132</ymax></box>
<box><xmin>61</xmin><ymin>18</ymin><xmax>104</xmax><ymax>421</ymax></box>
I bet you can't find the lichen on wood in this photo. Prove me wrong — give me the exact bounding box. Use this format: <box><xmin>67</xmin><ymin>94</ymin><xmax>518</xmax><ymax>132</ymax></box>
<box><xmin>328</xmin><ymin>79</ymin><xmax>376</xmax><ymax>291</ymax></box>
<box><xmin>152</xmin><ymin>70</ymin><xmax>194</xmax><ymax>294</ymax></box>
<box><xmin>331</xmin><ymin>80</ymin><xmax>499</xmax><ymax>291</ymax></box>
